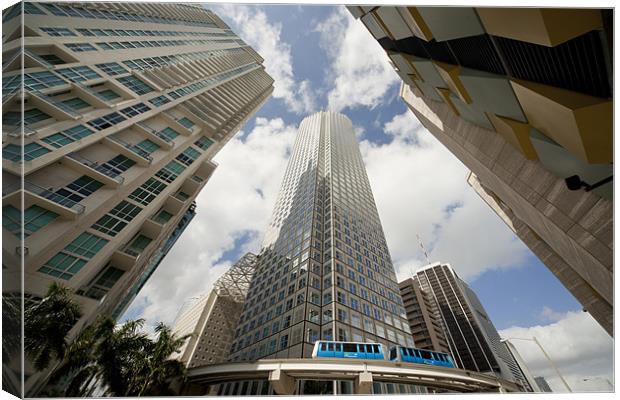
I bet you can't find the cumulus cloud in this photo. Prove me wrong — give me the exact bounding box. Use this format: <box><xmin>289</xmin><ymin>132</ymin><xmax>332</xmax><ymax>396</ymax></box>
<box><xmin>499</xmin><ymin>308</ymin><xmax>613</xmax><ymax>392</ymax></box>
<box><xmin>314</xmin><ymin>7</ymin><xmax>399</xmax><ymax>111</ymax></box>
<box><xmin>213</xmin><ymin>4</ymin><xmax>316</xmax><ymax>114</ymax></box>
<box><xmin>360</xmin><ymin>111</ymin><xmax>530</xmax><ymax>282</ymax></box>
<box><xmin>123</xmin><ymin>118</ymin><xmax>297</xmax><ymax>329</ymax></box>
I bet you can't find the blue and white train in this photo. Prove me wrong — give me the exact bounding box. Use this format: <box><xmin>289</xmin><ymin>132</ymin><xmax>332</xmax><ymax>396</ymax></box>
<box><xmin>312</xmin><ymin>341</ymin><xmax>455</xmax><ymax>369</ymax></box>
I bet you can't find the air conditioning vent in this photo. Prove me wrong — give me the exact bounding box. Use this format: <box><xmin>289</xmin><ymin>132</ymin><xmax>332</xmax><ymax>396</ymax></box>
<box><xmin>447</xmin><ymin>34</ymin><xmax>506</xmax><ymax>75</ymax></box>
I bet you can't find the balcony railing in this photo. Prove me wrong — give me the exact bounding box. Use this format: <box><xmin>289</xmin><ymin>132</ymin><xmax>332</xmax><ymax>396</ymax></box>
<box><xmin>107</xmin><ymin>135</ymin><xmax>153</xmax><ymax>162</ymax></box>
<box><xmin>74</xmin><ymin>83</ymin><xmax>115</xmax><ymax>105</ymax></box>
<box><xmin>30</xmin><ymin>90</ymin><xmax>81</xmax><ymax>119</ymax></box>
<box><xmin>3</xmin><ymin>180</ymin><xmax>85</xmax><ymax>214</ymax></box>
<box><xmin>67</xmin><ymin>153</ymin><xmax>125</xmax><ymax>184</ymax></box>
<box><xmin>24</xmin><ymin>50</ymin><xmax>54</xmax><ymax>69</ymax></box>
<box><xmin>136</xmin><ymin>122</ymin><xmax>174</xmax><ymax>145</ymax></box>
<box><xmin>5</xmin><ymin>124</ymin><xmax>36</xmax><ymax>138</ymax></box>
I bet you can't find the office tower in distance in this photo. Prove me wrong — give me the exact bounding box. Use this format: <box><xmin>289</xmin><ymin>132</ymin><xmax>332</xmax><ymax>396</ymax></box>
<box><xmin>534</xmin><ymin>377</ymin><xmax>553</xmax><ymax>393</ymax></box>
<box><xmin>228</xmin><ymin>111</ymin><xmax>413</xmax><ymax>364</ymax></box>
<box><xmin>348</xmin><ymin>6</ymin><xmax>613</xmax><ymax>336</ymax></box>
<box><xmin>398</xmin><ymin>277</ymin><xmax>450</xmax><ymax>354</ymax></box>
<box><xmin>502</xmin><ymin>338</ymin><xmax>542</xmax><ymax>392</ymax></box>
<box><xmin>2</xmin><ymin>2</ymin><xmax>273</xmax><ymax>395</ymax></box>
<box><xmin>172</xmin><ymin>253</ymin><xmax>257</xmax><ymax>369</ymax></box>
<box><xmin>413</xmin><ymin>263</ymin><xmax>531</xmax><ymax>391</ymax></box>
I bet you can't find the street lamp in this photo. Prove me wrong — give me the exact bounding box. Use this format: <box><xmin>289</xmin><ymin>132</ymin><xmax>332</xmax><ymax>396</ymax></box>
<box><xmin>500</xmin><ymin>336</ymin><xmax>572</xmax><ymax>393</ymax></box>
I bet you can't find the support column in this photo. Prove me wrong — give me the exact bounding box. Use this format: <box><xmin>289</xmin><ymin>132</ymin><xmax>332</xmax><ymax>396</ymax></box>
<box><xmin>355</xmin><ymin>371</ymin><xmax>373</xmax><ymax>394</ymax></box>
<box><xmin>269</xmin><ymin>369</ymin><xmax>296</xmax><ymax>395</ymax></box>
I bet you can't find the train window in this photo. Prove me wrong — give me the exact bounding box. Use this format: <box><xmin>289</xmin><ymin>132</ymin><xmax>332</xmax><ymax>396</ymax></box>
<box><xmin>328</xmin><ymin>343</ymin><xmax>334</xmax><ymax>351</ymax></box>
<box><xmin>419</xmin><ymin>350</ymin><xmax>432</xmax><ymax>359</ymax></box>
<box><xmin>336</xmin><ymin>343</ymin><xmax>342</xmax><ymax>352</ymax></box>
<box><xmin>343</xmin><ymin>343</ymin><xmax>357</xmax><ymax>352</ymax></box>
<box><xmin>389</xmin><ymin>348</ymin><xmax>396</xmax><ymax>359</ymax></box>
<box><xmin>366</xmin><ymin>344</ymin><xmax>373</xmax><ymax>353</ymax></box>
<box><xmin>373</xmin><ymin>344</ymin><xmax>380</xmax><ymax>353</ymax></box>
<box><xmin>320</xmin><ymin>343</ymin><xmax>327</xmax><ymax>351</ymax></box>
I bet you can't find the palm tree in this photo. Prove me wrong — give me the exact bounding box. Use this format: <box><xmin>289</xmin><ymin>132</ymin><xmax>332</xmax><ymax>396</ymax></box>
<box><xmin>135</xmin><ymin>322</ymin><xmax>190</xmax><ymax>396</ymax></box>
<box><xmin>24</xmin><ymin>283</ymin><xmax>82</xmax><ymax>371</ymax></box>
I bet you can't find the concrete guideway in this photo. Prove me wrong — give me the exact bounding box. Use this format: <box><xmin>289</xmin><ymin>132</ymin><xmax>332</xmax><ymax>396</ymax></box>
<box><xmin>185</xmin><ymin>358</ymin><xmax>522</xmax><ymax>394</ymax></box>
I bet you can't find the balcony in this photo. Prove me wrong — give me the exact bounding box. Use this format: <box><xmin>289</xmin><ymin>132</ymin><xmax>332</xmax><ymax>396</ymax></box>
<box><xmin>105</xmin><ymin>135</ymin><xmax>153</xmax><ymax>165</ymax></box>
<box><xmin>29</xmin><ymin>90</ymin><xmax>82</xmax><ymax>120</ymax></box>
<box><xmin>2</xmin><ymin>180</ymin><xmax>85</xmax><ymax>218</ymax></box>
<box><xmin>134</xmin><ymin>122</ymin><xmax>174</xmax><ymax>149</ymax></box>
<box><xmin>72</xmin><ymin>83</ymin><xmax>117</xmax><ymax>108</ymax></box>
<box><xmin>5</xmin><ymin>124</ymin><xmax>36</xmax><ymax>138</ymax></box>
<box><xmin>24</xmin><ymin>49</ymin><xmax>55</xmax><ymax>70</ymax></box>
<box><xmin>64</xmin><ymin>153</ymin><xmax>124</xmax><ymax>186</ymax></box>
<box><xmin>162</xmin><ymin>111</ymin><xmax>198</xmax><ymax>135</ymax></box>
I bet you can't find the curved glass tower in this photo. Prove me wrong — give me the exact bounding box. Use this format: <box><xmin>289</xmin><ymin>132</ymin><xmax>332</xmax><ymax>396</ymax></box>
<box><xmin>229</xmin><ymin>111</ymin><xmax>413</xmax><ymax>361</ymax></box>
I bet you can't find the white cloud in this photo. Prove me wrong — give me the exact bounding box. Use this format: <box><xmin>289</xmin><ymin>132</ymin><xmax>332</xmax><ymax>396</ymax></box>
<box><xmin>123</xmin><ymin>117</ymin><xmax>297</xmax><ymax>329</ymax></box>
<box><xmin>213</xmin><ymin>4</ymin><xmax>316</xmax><ymax>114</ymax></box>
<box><xmin>499</xmin><ymin>308</ymin><xmax>613</xmax><ymax>392</ymax></box>
<box><xmin>314</xmin><ymin>7</ymin><xmax>399</xmax><ymax>111</ymax></box>
<box><xmin>360</xmin><ymin>111</ymin><xmax>531</xmax><ymax>282</ymax></box>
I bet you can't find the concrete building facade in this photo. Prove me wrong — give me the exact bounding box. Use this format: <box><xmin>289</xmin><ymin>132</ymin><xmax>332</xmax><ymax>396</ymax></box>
<box><xmin>2</xmin><ymin>2</ymin><xmax>272</xmax><ymax>395</ymax></box>
<box><xmin>414</xmin><ymin>263</ymin><xmax>529</xmax><ymax>390</ymax></box>
<box><xmin>534</xmin><ymin>376</ymin><xmax>553</xmax><ymax>392</ymax></box>
<box><xmin>228</xmin><ymin>111</ymin><xmax>413</xmax><ymax>363</ymax></box>
<box><xmin>172</xmin><ymin>252</ymin><xmax>257</xmax><ymax>369</ymax></box>
<box><xmin>348</xmin><ymin>6</ymin><xmax>613</xmax><ymax>336</ymax></box>
<box><xmin>398</xmin><ymin>277</ymin><xmax>450</xmax><ymax>354</ymax></box>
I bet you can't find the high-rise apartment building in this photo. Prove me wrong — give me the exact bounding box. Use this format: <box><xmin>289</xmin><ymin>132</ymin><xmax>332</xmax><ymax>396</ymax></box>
<box><xmin>228</xmin><ymin>111</ymin><xmax>413</xmax><ymax>362</ymax></box>
<box><xmin>2</xmin><ymin>2</ymin><xmax>273</xmax><ymax>395</ymax></box>
<box><xmin>534</xmin><ymin>376</ymin><xmax>553</xmax><ymax>393</ymax></box>
<box><xmin>414</xmin><ymin>263</ymin><xmax>529</xmax><ymax>390</ymax></box>
<box><xmin>398</xmin><ymin>277</ymin><xmax>450</xmax><ymax>354</ymax></box>
<box><xmin>172</xmin><ymin>252</ymin><xmax>257</xmax><ymax>369</ymax></box>
<box><xmin>348</xmin><ymin>6</ymin><xmax>613</xmax><ymax>336</ymax></box>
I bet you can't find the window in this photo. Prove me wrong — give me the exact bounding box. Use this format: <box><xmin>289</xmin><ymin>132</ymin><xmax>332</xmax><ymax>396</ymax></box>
<box><xmin>148</xmin><ymin>95</ymin><xmax>170</xmax><ymax>107</ymax></box>
<box><xmin>55</xmin><ymin>175</ymin><xmax>103</xmax><ymax>204</ymax></box>
<box><xmin>42</xmin><ymin>132</ymin><xmax>74</xmax><ymax>149</ymax></box>
<box><xmin>175</xmin><ymin>147</ymin><xmax>200</xmax><ymax>166</ymax></box>
<box><xmin>135</xmin><ymin>139</ymin><xmax>159</xmax><ymax>154</ymax></box>
<box><xmin>99</xmin><ymin>155</ymin><xmax>135</xmax><ymax>176</ymax></box>
<box><xmin>66</xmin><ymin>43</ymin><xmax>97</xmax><ymax>52</ymax></box>
<box><xmin>177</xmin><ymin>117</ymin><xmax>194</xmax><ymax>128</ymax></box>
<box><xmin>41</xmin><ymin>27</ymin><xmax>76</xmax><ymax>36</ymax></box>
<box><xmin>194</xmin><ymin>136</ymin><xmax>214</xmax><ymax>150</ymax></box>
<box><xmin>3</xmin><ymin>143</ymin><xmax>50</xmax><ymax>162</ymax></box>
<box><xmin>153</xmin><ymin>210</ymin><xmax>173</xmax><ymax>224</ymax></box>
<box><xmin>279</xmin><ymin>335</ymin><xmax>289</xmax><ymax>350</ymax></box>
<box><xmin>119</xmin><ymin>102</ymin><xmax>150</xmax><ymax>118</ymax></box>
<box><xmin>3</xmin><ymin>205</ymin><xmax>58</xmax><ymax>238</ymax></box>
<box><xmin>87</xmin><ymin>112</ymin><xmax>126</xmax><ymax>130</ymax></box>
<box><xmin>117</xmin><ymin>75</ymin><xmax>153</xmax><ymax>95</ymax></box>
<box><xmin>92</xmin><ymin>201</ymin><xmax>142</xmax><ymax>237</ymax></box>
<box><xmin>38</xmin><ymin>232</ymin><xmax>109</xmax><ymax>280</ymax></box>
<box><xmin>83</xmin><ymin>265</ymin><xmax>124</xmax><ymax>299</ymax></box>
<box><xmin>39</xmin><ymin>54</ymin><xmax>66</xmax><ymax>65</ymax></box>
<box><xmin>4</xmin><ymin>109</ymin><xmax>51</xmax><ymax>126</ymax></box>
<box><xmin>23</xmin><ymin>71</ymin><xmax>67</xmax><ymax>91</ymax></box>
<box><xmin>129</xmin><ymin>178</ymin><xmax>167</xmax><ymax>205</ymax></box>
<box><xmin>56</xmin><ymin>66</ymin><xmax>100</xmax><ymax>83</ymax></box>
<box><xmin>24</xmin><ymin>2</ymin><xmax>46</xmax><ymax>15</ymax></box>
<box><xmin>159</xmin><ymin>127</ymin><xmax>179</xmax><ymax>140</ymax></box>
<box><xmin>155</xmin><ymin>160</ymin><xmax>185</xmax><ymax>183</ymax></box>
<box><xmin>97</xmin><ymin>89</ymin><xmax>121</xmax><ymax>100</ymax></box>
<box><xmin>77</xmin><ymin>28</ymin><xmax>95</xmax><ymax>36</ymax></box>
<box><xmin>62</xmin><ymin>97</ymin><xmax>90</xmax><ymax>110</ymax></box>
<box><xmin>124</xmin><ymin>234</ymin><xmax>152</xmax><ymax>255</ymax></box>
<box><xmin>95</xmin><ymin>62</ymin><xmax>128</xmax><ymax>76</ymax></box>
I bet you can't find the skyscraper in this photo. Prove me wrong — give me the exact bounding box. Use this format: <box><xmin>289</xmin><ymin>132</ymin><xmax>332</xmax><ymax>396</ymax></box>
<box><xmin>2</xmin><ymin>2</ymin><xmax>272</xmax><ymax>395</ymax></box>
<box><xmin>228</xmin><ymin>111</ymin><xmax>413</xmax><ymax>362</ymax></box>
<box><xmin>398</xmin><ymin>277</ymin><xmax>451</xmax><ymax>354</ymax></box>
<box><xmin>172</xmin><ymin>253</ymin><xmax>257</xmax><ymax>369</ymax></box>
<box><xmin>534</xmin><ymin>376</ymin><xmax>553</xmax><ymax>393</ymax></box>
<box><xmin>348</xmin><ymin>6</ymin><xmax>613</xmax><ymax>336</ymax></box>
<box><xmin>414</xmin><ymin>263</ymin><xmax>530</xmax><ymax>390</ymax></box>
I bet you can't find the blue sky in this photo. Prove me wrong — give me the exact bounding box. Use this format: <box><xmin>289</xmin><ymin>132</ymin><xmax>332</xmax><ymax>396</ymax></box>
<box><xmin>124</xmin><ymin>4</ymin><xmax>612</xmax><ymax>391</ymax></box>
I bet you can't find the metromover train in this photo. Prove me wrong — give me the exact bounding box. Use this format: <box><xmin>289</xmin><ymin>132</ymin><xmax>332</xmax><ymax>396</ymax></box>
<box><xmin>312</xmin><ymin>341</ymin><xmax>455</xmax><ymax>369</ymax></box>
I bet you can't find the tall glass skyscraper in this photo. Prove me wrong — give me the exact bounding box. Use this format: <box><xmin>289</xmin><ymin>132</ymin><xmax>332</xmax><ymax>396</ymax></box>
<box><xmin>229</xmin><ymin>111</ymin><xmax>413</xmax><ymax>362</ymax></box>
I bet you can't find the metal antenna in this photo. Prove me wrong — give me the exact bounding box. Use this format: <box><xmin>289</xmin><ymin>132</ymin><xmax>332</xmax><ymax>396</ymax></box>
<box><xmin>416</xmin><ymin>234</ymin><xmax>431</xmax><ymax>265</ymax></box>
